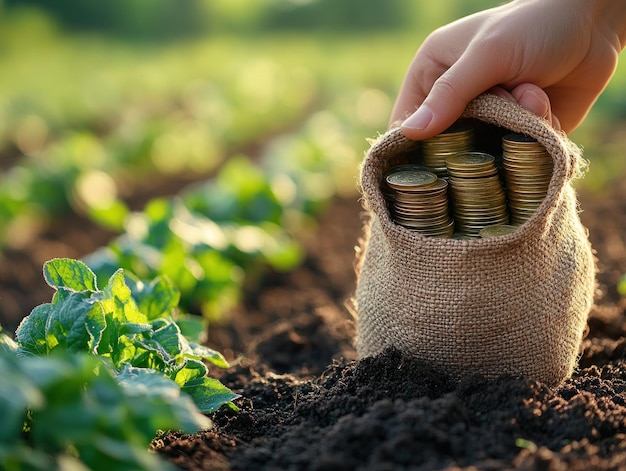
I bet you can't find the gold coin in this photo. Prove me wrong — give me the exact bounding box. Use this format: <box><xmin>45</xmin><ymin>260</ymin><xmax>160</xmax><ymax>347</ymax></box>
<box><xmin>509</xmin><ymin>205</ymin><xmax>541</xmax><ymax>214</ymax></box>
<box><xmin>414</xmin><ymin>218</ymin><xmax>455</xmax><ymax>232</ymax></box>
<box><xmin>446</xmin><ymin>152</ymin><xmax>494</xmax><ymax>167</ymax></box>
<box><xmin>394</xmin><ymin>208</ymin><xmax>449</xmax><ymax>219</ymax></box>
<box><xmin>507</xmin><ymin>194</ymin><xmax>545</xmax><ymax>203</ymax></box>
<box><xmin>394</xmin><ymin>193</ymin><xmax>447</xmax><ymax>204</ymax></box>
<box><xmin>479</xmin><ymin>224</ymin><xmax>518</xmax><ymax>238</ymax></box>
<box><xmin>456</xmin><ymin>213</ymin><xmax>510</xmax><ymax>223</ymax></box>
<box><xmin>421</xmin><ymin>166</ymin><xmax>449</xmax><ymax>178</ymax></box>
<box><xmin>447</xmin><ymin>169</ymin><xmax>499</xmax><ymax>179</ymax></box>
<box><xmin>503</xmin><ymin>152</ymin><xmax>546</xmax><ymax>160</ymax></box>
<box><xmin>452</xmin><ymin>196</ymin><xmax>506</xmax><ymax>205</ymax></box>
<box><xmin>421</xmin><ymin>120</ymin><xmax>475</xmax><ymax>181</ymax></box>
<box><xmin>455</xmin><ymin>214</ymin><xmax>510</xmax><ymax>222</ymax></box>
<box><xmin>394</xmin><ymin>215</ymin><xmax>450</xmax><ymax>227</ymax></box>
<box><xmin>456</xmin><ymin>218</ymin><xmax>511</xmax><ymax>228</ymax></box>
<box><xmin>397</xmin><ymin>177</ymin><xmax>449</xmax><ymax>194</ymax></box>
<box><xmin>449</xmin><ymin>173</ymin><xmax>502</xmax><ymax>183</ymax></box>
<box><xmin>502</xmin><ymin>133</ymin><xmax>545</xmax><ymax>147</ymax></box>
<box><xmin>503</xmin><ymin>166</ymin><xmax>553</xmax><ymax>176</ymax></box>
<box><xmin>504</xmin><ymin>159</ymin><xmax>551</xmax><ymax>168</ymax></box>
<box><xmin>394</xmin><ymin>199</ymin><xmax>448</xmax><ymax>209</ymax></box>
<box><xmin>386</xmin><ymin>170</ymin><xmax>438</xmax><ymax>190</ymax></box>
<box><xmin>455</xmin><ymin>206</ymin><xmax>509</xmax><ymax>215</ymax></box>
<box><xmin>399</xmin><ymin>217</ymin><xmax>453</xmax><ymax>229</ymax></box>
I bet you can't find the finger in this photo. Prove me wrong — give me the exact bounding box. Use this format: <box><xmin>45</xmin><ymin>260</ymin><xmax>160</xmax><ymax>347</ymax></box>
<box><xmin>552</xmin><ymin>114</ymin><xmax>562</xmax><ymax>132</ymax></box>
<box><xmin>489</xmin><ymin>84</ymin><xmax>559</xmax><ymax>130</ymax></box>
<box><xmin>389</xmin><ymin>76</ymin><xmax>428</xmax><ymax>128</ymax></box>
<box><xmin>509</xmin><ymin>84</ymin><xmax>567</xmax><ymax>131</ymax></box>
<box><xmin>511</xmin><ymin>84</ymin><xmax>551</xmax><ymax>120</ymax></box>
<box><xmin>400</xmin><ymin>52</ymin><xmax>505</xmax><ymax>140</ymax></box>
<box><xmin>389</xmin><ymin>55</ymin><xmax>448</xmax><ymax>127</ymax></box>
<box><xmin>487</xmin><ymin>86</ymin><xmax>515</xmax><ymax>101</ymax></box>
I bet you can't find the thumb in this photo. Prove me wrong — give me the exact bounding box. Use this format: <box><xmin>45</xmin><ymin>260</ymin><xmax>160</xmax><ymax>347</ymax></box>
<box><xmin>401</xmin><ymin>55</ymin><xmax>501</xmax><ymax>140</ymax></box>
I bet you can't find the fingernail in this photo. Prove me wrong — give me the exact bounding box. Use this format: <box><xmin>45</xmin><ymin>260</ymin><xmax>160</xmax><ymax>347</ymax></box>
<box><xmin>402</xmin><ymin>106</ymin><xmax>433</xmax><ymax>130</ymax></box>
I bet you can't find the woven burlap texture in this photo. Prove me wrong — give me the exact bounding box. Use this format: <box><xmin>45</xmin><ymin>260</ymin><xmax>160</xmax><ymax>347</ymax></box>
<box><xmin>355</xmin><ymin>93</ymin><xmax>596</xmax><ymax>386</ymax></box>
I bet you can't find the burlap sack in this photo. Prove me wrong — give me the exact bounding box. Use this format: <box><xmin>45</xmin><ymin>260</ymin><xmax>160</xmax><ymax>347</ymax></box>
<box><xmin>355</xmin><ymin>93</ymin><xmax>596</xmax><ymax>386</ymax></box>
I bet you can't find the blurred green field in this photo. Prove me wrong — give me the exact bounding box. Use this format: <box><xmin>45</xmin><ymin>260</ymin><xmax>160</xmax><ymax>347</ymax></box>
<box><xmin>0</xmin><ymin>0</ymin><xmax>625</xmax><ymax>261</ymax></box>
<box><xmin>3</xmin><ymin>3</ymin><xmax>626</xmax><ymax>181</ymax></box>
<box><xmin>2</xmin><ymin>1</ymin><xmax>625</xmax><ymax>203</ymax></box>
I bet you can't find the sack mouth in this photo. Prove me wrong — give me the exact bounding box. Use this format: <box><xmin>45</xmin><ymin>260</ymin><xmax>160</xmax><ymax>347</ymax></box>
<box><xmin>360</xmin><ymin>93</ymin><xmax>581</xmax><ymax>248</ymax></box>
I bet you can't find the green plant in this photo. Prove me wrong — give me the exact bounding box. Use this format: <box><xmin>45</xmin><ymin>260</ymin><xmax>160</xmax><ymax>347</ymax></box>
<box><xmin>15</xmin><ymin>258</ymin><xmax>237</xmax><ymax>414</ymax></box>
<box><xmin>0</xmin><ymin>257</ymin><xmax>238</xmax><ymax>469</ymax></box>
<box><xmin>0</xmin><ymin>343</ymin><xmax>207</xmax><ymax>470</ymax></box>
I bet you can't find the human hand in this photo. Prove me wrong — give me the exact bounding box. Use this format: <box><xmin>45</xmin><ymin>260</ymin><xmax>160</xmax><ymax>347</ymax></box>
<box><xmin>391</xmin><ymin>0</ymin><xmax>626</xmax><ymax>139</ymax></box>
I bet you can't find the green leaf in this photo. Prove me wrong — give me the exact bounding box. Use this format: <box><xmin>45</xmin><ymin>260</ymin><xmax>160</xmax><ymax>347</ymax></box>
<box><xmin>86</xmin><ymin>199</ymin><xmax>129</xmax><ymax>232</ymax></box>
<box><xmin>43</xmin><ymin>258</ymin><xmax>98</xmax><ymax>293</ymax></box>
<box><xmin>187</xmin><ymin>342</ymin><xmax>230</xmax><ymax>369</ymax></box>
<box><xmin>91</xmin><ymin>434</ymin><xmax>177</xmax><ymax>471</ymax></box>
<box><xmin>182</xmin><ymin>377</ymin><xmax>239</xmax><ymax>414</ymax></box>
<box><xmin>99</xmin><ymin>269</ymin><xmax>146</xmax><ymax>324</ymax></box>
<box><xmin>94</xmin><ymin>314</ymin><xmax>122</xmax><ymax>359</ymax></box>
<box><xmin>45</xmin><ymin>292</ymin><xmax>99</xmax><ymax>354</ymax></box>
<box><xmin>85</xmin><ymin>307</ymin><xmax>107</xmax><ymax>353</ymax></box>
<box><xmin>515</xmin><ymin>438</ymin><xmax>538</xmax><ymax>452</ymax></box>
<box><xmin>16</xmin><ymin>304</ymin><xmax>52</xmax><ymax>356</ymax></box>
<box><xmin>127</xmin><ymin>275</ymin><xmax>181</xmax><ymax>321</ymax></box>
<box><xmin>151</xmin><ymin>321</ymin><xmax>184</xmax><ymax>357</ymax></box>
<box><xmin>0</xmin><ymin>353</ymin><xmax>44</xmax><ymax>444</ymax></box>
<box><xmin>117</xmin><ymin>364</ymin><xmax>182</xmax><ymax>398</ymax></box>
<box><xmin>0</xmin><ymin>443</ymin><xmax>54</xmax><ymax>470</ymax></box>
<box><xmin>125</xmin><ymin>323</ymin><xmax>175</xmax><ymax>367</ymax></box>
<box><xmin>174</xmin><ymin>314</ymin><xmax>207</xmax><ymax>343</ymax></box>
<box><xmin>265</xmin><ymin>237</ymin><xmax>304</xmax><ymax>272</ymax></box>
<box><xmin>116</xmin><ymin>365</ymin><xmax>212</xmax><ymax>432</ymax></box>
<box><xmin>21</xmin><ymin>350</ymin><xmax>99</xmax><ymax>394</ymax></box>
<box><xmin>109</xmin><ymin>336</ymin><xmax>139</xmax><ymax>368</ymax></box>
<box><xmin>0</xmin><ymin>333</ymin><xmax>17</xmax><ymax>354</ymax></box>
<box><xmin>16</xmin><ymin>354</ymin><xmax>184</xmax><ymax>470</ymax></box>
<box><xmin>119</xmin><ymin>323</ymin><xmax>153</xmax><ymax>336</ymax></box>
<box><xmin>173</xmin><ymin>357</ymin><xmax>208</xmax><ymax>386</ymax></box>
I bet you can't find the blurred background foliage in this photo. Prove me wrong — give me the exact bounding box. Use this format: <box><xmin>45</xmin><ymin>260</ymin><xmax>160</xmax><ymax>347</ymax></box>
<box><xmin>0</xmin><ymin>0</ymin><xmax>625</xmax><ymax>271</ymax></box>
<box><xmin>0</xmin><ymin>0</ymin><xmax>626</xmax><ymax>245</ymax></box>
<box><xmin>1</xmin><ymin>0</ymin><xmax>502</xmax><ymax>38</ymax></box>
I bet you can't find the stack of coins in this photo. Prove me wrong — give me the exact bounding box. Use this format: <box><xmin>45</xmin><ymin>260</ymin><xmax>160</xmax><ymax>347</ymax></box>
<box><xmin>502</xmin><ymin>133</ymin><xmax>553</xmax><ymax>225</ymax></box>
<box><xmin>422</xmin><ymin>121</ymin><xmax>474</xmax><ymax>178</ymax></box>
<box><xmin>446</xmin><ymin>152</ymin><xmax>509</xmax><ymax>238</ymax></box>
<box><xmin>384</xmin><ymin>166</ymin><xmax>454</xmax><ymax>238</ymax></box>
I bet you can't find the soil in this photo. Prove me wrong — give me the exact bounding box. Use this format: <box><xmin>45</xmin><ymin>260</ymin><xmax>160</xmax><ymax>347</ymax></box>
<box><xmin>3</xmin><ymin>172</ymin><xmax>626</xmax><ymax>470</ymax></box>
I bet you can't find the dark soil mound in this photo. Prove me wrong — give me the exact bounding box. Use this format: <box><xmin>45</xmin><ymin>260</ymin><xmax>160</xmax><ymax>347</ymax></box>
<box><xmin>158</xmin><ymin>348</ymin><xmax>626</xmax><ymax>471</ymax></box>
